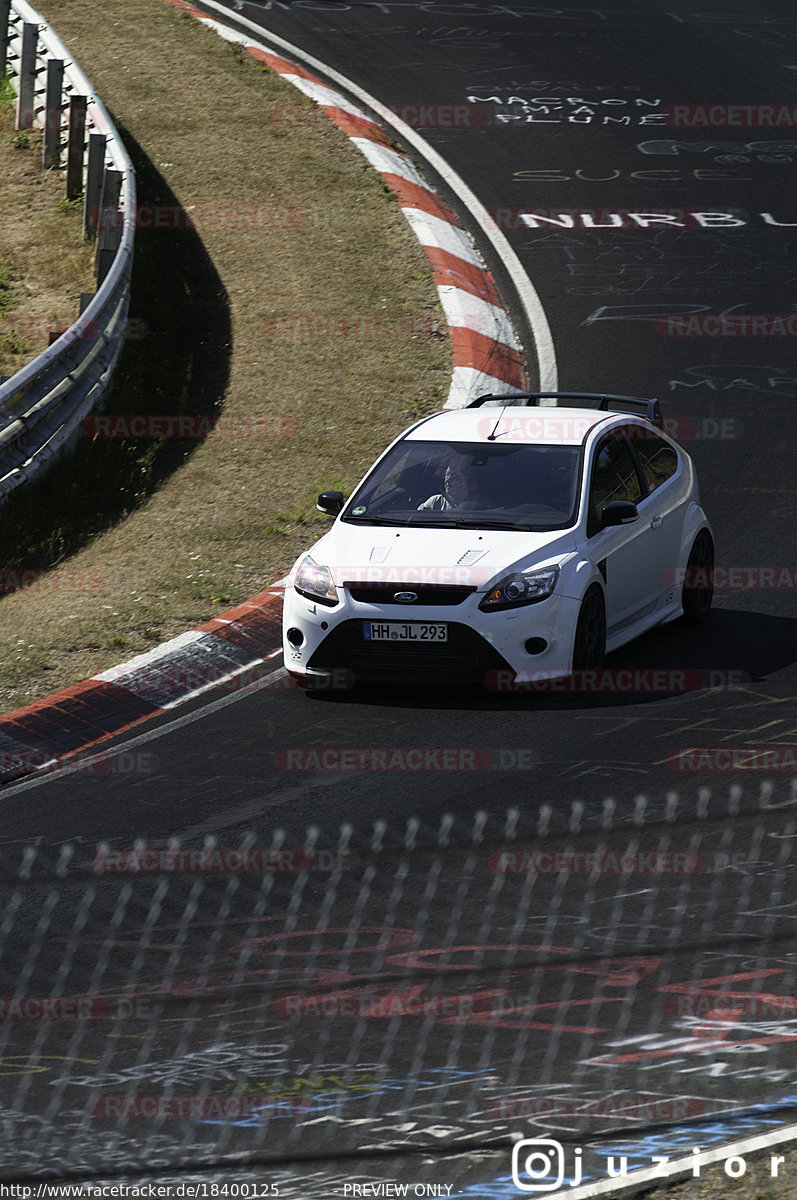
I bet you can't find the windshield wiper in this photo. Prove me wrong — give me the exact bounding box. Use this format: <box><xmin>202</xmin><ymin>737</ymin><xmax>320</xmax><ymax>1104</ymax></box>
<box><xmin>343</xmin><ymin>515</ymin><xmax>412</xmax><ymax>526</ymax></box>
<box><xmin>418</xmin><ymin>518</ymin><xmax>519</xmax><ymax>530</ymax></box>
<box><xmin>457</xmin><ymin>518</ymin><xmax>519</xmax><ymax>529</ymax></box>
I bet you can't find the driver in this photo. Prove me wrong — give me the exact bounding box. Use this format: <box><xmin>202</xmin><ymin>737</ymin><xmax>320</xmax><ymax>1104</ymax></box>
<box><xmin>418</xmin><ymin>459</ymin><xmax>481</xmax><ymax>511</ymax></box>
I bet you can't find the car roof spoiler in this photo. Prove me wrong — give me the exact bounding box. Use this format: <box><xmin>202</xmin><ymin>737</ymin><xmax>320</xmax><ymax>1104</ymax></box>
<box><xmin>467</xmin><ymin>391</ymin><xmax>663</xmax><ymax>428</ymax></box>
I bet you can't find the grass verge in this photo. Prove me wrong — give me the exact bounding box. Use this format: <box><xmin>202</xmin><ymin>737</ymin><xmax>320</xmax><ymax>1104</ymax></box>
<box><xmin>636</xmin><ymin>1142</ymin><xmax>795</xmax><ymax>1199</ymax></box>
<box><xmin>0</xmin><ymin>0</ymin><xmax>450</xmax><ymax>711</ymax></box>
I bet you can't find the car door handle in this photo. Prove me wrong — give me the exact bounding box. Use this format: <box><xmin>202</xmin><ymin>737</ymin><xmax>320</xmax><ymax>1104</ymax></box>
<box><xmin>650</xmin><ymin>516</ymin><xmax>663</xmax><ymax>529</ymax></box>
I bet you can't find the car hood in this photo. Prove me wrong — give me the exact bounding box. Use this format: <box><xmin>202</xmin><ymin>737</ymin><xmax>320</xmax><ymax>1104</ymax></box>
<box><xmin>296</xmin><ymin>524</ymin><xmax>578</xmax><ymax>592</ymax></box>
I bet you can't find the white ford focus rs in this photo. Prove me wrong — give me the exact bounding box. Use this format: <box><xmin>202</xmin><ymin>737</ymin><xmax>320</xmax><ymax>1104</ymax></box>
<box><xmin>282</xmin><ymin>393</ymin><xmax>714</xmax><ymax>690</ymax></box>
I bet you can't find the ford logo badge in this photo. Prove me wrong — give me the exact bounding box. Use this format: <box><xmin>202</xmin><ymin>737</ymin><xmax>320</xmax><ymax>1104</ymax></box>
<box><xmin>394</xmin><ymin>591</ymin><xmax>418</xmax><ymax>603</ymax></box>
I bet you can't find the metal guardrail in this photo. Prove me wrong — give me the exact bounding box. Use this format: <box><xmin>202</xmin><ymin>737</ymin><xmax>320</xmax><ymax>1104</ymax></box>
<box><xmin>0</xmin><ymin>0</ymin><xmax>135</xmax><ymax>505</ymax></box>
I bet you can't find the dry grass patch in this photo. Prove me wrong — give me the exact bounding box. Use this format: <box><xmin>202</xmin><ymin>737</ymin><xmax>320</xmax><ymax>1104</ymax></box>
<box><xmin>0</xmin><ymin>0</ymin><xmax>451</xmax><ymax>711</ymax></box>
<box><xmin>635</xmin><ymin>1144</ymin><xmax>795</xmax><ymax>1200</ymax></box>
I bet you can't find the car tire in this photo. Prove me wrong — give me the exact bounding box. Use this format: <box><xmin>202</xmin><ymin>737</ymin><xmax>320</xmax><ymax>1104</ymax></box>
<box><xmin>572</xmin><ymin>585</ymin><xmax>606</xmax><ymax>671</ymax></box>
<box><xmin>681</xmin><ymin>529</ymin><xmax>714</xmax><ymax>623</ymax></box>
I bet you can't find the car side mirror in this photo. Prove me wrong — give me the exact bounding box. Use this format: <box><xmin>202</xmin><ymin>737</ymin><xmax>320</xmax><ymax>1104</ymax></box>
<box><xmin>317</xmin><ymin>490</ymin><xmax>345</xmax><ymax>516</ymax></box>
<box><xmin>601</xmin><ymin>499</ymin><xmax>639</xmax><ymax>527</ymax></box>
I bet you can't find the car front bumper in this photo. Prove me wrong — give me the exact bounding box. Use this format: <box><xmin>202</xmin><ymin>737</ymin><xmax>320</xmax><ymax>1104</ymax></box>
<box><xmin>282</xmin><ymin>583</ymin><xmax>584</xmax><ymax>689</ymax></box>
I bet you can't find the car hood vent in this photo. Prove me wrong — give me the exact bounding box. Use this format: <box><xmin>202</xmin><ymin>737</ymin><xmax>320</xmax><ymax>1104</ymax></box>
<box><xmin>458</xmin><ymin>549</ymin><xmax>488</xmax><ymax>566</ymax></box>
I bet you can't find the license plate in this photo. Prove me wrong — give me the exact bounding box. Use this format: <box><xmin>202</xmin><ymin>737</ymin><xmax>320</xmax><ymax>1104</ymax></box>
<box><xmin>364</xmin><ymin>622</ymin><xmax>448</xmax><ymax>642</ymax></box>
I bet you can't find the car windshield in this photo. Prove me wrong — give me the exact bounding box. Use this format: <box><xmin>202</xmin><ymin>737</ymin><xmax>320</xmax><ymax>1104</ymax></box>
<box><xmin>342</xmin><ymin>440</ymin><xmax>582</xmax><ymax>531</ymax></box>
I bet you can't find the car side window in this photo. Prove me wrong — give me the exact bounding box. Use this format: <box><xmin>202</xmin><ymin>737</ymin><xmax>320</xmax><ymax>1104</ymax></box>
<box><xmin>590</xmin><ymin>434</ymin><xmax>642</xmax><ymax>511</ymax></box>
<box><xmin>634</xmin><ymin>433</ymin><xmax>678</xmax><ymax>494</ymax></box>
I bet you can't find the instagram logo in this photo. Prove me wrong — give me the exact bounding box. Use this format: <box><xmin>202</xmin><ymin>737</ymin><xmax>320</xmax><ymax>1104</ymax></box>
<box><xmin>511</xmin><ymin>1139</ymin><xmax>582</xmax><ymax>1191</ymax></box>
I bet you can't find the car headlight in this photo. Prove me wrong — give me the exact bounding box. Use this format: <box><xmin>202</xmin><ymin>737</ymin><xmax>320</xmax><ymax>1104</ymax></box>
<box><xmin>294</xmin><ymin>555</ymin><xmax>339</xmax><ymax>607</ymax></box>
<box><xmin>479</xmin><ymin>565</ymin><xmax>560</xmax><ymax>612</ymax></box>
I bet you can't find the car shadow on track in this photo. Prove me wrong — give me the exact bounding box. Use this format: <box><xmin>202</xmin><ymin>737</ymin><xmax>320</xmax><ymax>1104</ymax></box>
<box><xmin>302</xmin><ymin>607</ymin><xmax>797</xmax><ymax>712</ymax></box>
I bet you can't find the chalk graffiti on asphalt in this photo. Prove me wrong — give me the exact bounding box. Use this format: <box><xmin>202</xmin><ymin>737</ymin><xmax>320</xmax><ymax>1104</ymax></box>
<box><xmin>234</xmin><ymin>2</ymin><xmax>675</xmax><ymax>17</ymax></box>
<box><xmin>467</xmin><ymin>91</ymin><xmax>663</xmax><ymax>127</ymax></box>
<box><xmin>662</xmin><ymin>362</ymin><xmax>797</xmax><ymax>396</ymax></box>
<box><xmin>514</xmin><ymin>167</ymin><xmax>755</xmax><ymax>182</ymax></box>
<box><xmin>506</xmin><ymin>219</ymin><xmax>797</xmax><ymax>296</ymax></box>
<box><xmin>638</xmin><ymin>139</ymin><xmax>797</xmax><ymax>163</ymax></box>
<box><xmin>580</xmin><ymin>302</ymin><xmax>795</xmax><ymax>328</ymax></box>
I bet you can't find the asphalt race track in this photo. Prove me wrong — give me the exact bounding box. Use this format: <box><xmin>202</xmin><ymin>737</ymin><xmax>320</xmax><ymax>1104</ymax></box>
<box><xmin>2</xmin><ymin>0</ymin><xmax>797</xmax><ymax>1194</ymax></box>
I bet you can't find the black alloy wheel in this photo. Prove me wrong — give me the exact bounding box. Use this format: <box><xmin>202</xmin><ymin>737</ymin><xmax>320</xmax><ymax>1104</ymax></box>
<box><xmin>572</xmin><ymin>586</ymin><xmax>606</xmax><ymax>671</ymax></box>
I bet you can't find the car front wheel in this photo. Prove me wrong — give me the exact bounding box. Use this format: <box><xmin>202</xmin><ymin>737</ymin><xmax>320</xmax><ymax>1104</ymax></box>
<box><xmin>681</xmin><ymin>529</ymin><xmax>714</xmax><ymax>623</ymax></box>
<box><xmin>572</xmin><ymin>585</ymin><xmax>606</xmax><ymax>671</ymax></box>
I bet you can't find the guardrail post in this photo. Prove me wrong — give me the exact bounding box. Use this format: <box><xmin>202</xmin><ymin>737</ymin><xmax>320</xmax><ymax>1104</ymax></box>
<box><xmin>42</xmin><ymin>56</ymin><xmax>63</xmax><ymax>167</ymax></box>
<box><xmin>96</xmin><ymin>168</ymin><xmax>122</xmax><ymax>284</ymax></box>
<box><xmin>16</xmin><ymin>21</ymin><xmax>36</xmax><ymax>130</ymax></box>
<box><xmin>83</xmin><ymin>132</ymin><xmax>106</xmax><ymax>239</ymax></box>
<box><xmin>0</xmin><ymin>1</ymin><xmax>135</xmax><ymax>508</ymax></box>
<box><xmin>66</xmin><ymin>94</ymin><xmax>86</xmax><ymax>198</ymax></box>
<box><xmin>0</xmin><ymin>0</ymin><xmax>11</xmax><ymax>77</ymax></box>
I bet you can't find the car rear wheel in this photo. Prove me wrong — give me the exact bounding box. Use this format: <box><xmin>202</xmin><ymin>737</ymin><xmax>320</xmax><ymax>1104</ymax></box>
<box><xmin>681</xmin><ymin>529</ymin><xmax>714</xmax><ymax>623</ymax></box>
<box><xmin>572</xmin><ymin>586</ymin><xmax>606</xmax><ymax>671</ymax></box>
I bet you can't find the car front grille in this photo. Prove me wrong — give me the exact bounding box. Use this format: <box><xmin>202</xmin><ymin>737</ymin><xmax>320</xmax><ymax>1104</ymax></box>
<box><xmin>344</xmin><ymin>583</ymin><xmax>475</xmax><ymax>606</ymax></box>
<box><xmin>307</xmin><ymin>620</ymin><xmax>513</xmax><ymax>686</ymax></box>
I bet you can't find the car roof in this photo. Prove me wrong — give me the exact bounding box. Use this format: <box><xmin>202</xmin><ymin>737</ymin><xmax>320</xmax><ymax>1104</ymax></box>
<box><xmin>404</xmin><ymin>405</ymin><xmax>642</xmax><ymax>447</ymax></box>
